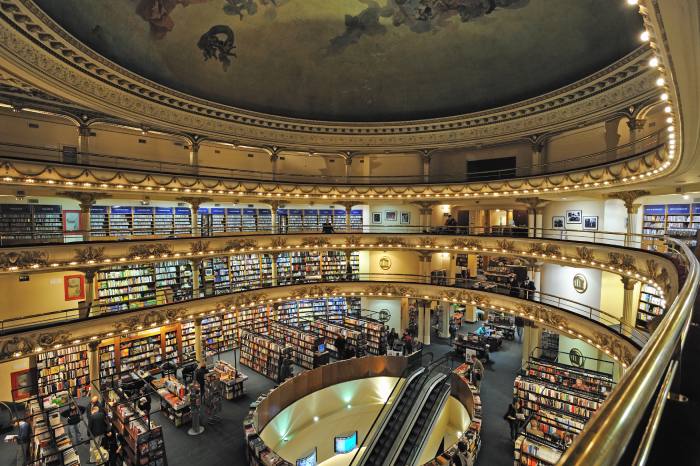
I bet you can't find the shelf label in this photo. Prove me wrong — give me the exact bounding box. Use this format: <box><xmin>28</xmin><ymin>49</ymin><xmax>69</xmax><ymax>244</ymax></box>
<box><xmin>319</xmin><ymin>209</ymin><xmax>332</xmax><ymax>215</ymax></box>
<box><xmin>211</xmin><ymin>208</ymin><xmax>225</xmax><ymax>215</ymax></box>
<box><xmin>643</xmin><ymin>205</ymin><xmax>665</xmax><ymax>215</ymax></box>
<box><xmin>155</xmin><ymin>207</ymin><xmax>173</xmax><ymax>214</ymax></box>
<box><xmin>276</xmin><ymin>209</ymin><xmax>288</xmax><ymax>215</ymax></box>
<box><xmin>334</xmin><ymin>210</ymin><xmax>346</xmax><ymax>215</ymax></box>
<box><xmin>90</xmin><ymin>206</ymin><xmax>108</xmax><ymax>214</ymax></box>
<box><xmin>258</xmin><ymin>209</ymin><xmax>272</xmax><ymax>216</ymax></box>
<box><xmin>174</xmin><ymin>207</ymin><xmax>191</xmax><ymax>215</ymax></box>
<box><xmin>243</xmin><ymin>208</ymin><xmax>257</xmax><ymax>215</ymax></box>
<box><xmin>33</xmin><ymin>205</ymin><xmax>62</xmax><ymax>213</ymax></box>
<box><xmin>134</xmin><ymin>207</ymin><xmax>154</xmax><ymax>215</ymax></box>
<box><xmin>667</xmin><ymin>204</ymin><xmax>690</xmax><ymax>215</ymax></box>
<box><xmin>197</xmin><ymin>207</ymin><xmax>210</xmax><ymax>214</ymax></box>
<box><xmin>110</xmin><ymin>206</ymin><xmax>132</xmax><ymax>214</ymax></box>
<box><xmin>227</xmin><ymin>208</ymin><xmax>242</xmax><ymax>215</ymax></box>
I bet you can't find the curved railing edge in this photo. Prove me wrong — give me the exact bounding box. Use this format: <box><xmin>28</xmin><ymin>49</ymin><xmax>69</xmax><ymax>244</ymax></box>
<box><xmin>559</xmin><ymin>238</ymin><xmax>700</xmax><ymax>465</ymax></box>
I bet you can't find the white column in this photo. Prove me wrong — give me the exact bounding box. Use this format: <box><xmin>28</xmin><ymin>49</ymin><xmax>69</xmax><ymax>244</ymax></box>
<box><xmin>531</xmin><ymin>141</ymin><xmax>544</xmax><ymax>175</ymax></box>
<box><xmin>423</xmin><ymin>304</ymin><xmax>431</xmax><ymax>346</ymax></box>
<box><xmin>521</xmin><ymin>325</ymin><xmax>542</xmax><ymax>366</ymax></box>
<box><xmin>270</xmin><ymin>152</ymin><xmax>279</xmax><ymax>181</ymax></box>
<box><xmin>527</xmin><ymin>210</ymin><xmax>536</xmax><ymax>238</ymax></box>
<box><xmin>417</xmin><ymin>305</ymin><xmax>425</xmax><ymax>344</ymax></box>
<box><xmin>189</xmin><ymin>141</ymin><xmax>200</xmax><ymax>171</ymax></box>
<box><xmin>535</xmin><ymin>207</ymin><xmax>544</xmax><ymax>238</ymax></box>
<box><xmin>621</xmin><ymin>277</ymin><xmax>637</xmax><ymax>335</ymax></box>
<box><xmin>626</xmin><ymin>204</ymin><xmax>640</xmax><ymax>248</ymax></box>
<box><xmin>345</xmin><ymin>157</ymin><xmax>352</xmax><ymax>182</ymax></box>
<box><xmin>192</xmin><ymin>259</ymin><xmax>202</xmax><ymax>298</ymax></box>
<box><xmin>439</xmin><ymin>302</ymin><xmax>451</xmax><ymax>338</ymax></box>
<box><xmin>194</xmin><ymin>318</ymin><xmax>204</xmax><ymax>363</ymax></box>
<box><xmin>87</xmin><ymin>341</ymin><xmax>100</xmax><ymax>396</ymax></box>
<box><xmin>422</xmin><ymin>150</ymin><xmax>431</xmax><ymax>183</ymax></box>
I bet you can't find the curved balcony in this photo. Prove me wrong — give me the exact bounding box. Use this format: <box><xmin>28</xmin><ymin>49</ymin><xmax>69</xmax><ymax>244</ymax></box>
<box><xmin>0</xmin><ymin>129</ymin><xmax>670</xmax><ymax>200</ymax></box>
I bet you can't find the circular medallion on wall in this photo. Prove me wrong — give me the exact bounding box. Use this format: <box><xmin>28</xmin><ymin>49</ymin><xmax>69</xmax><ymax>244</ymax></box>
<box><xmin>573</xmin><ymin>273</ymin><xmax>588</xmax><ymax>293</ymax></box>
<box><xmin>569</xmin><ymin>348</ymin><xmax>586</xmax><ymax>368</ymax></box>
<box><xmin>379</xmin><ymin>256</ymin><xmax>392</xmax><ymax>271</ymax></box>
<box><xmin>379</xmin><ymin>310</ymin><xmax>390</xmax><ymax>323</ymax></box>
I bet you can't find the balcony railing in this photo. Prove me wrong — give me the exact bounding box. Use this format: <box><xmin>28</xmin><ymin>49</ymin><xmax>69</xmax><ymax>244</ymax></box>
<box><xmin>0</xmin><ymin>129</ymin><xmax>665</xmax><ymax>185</ymax></box>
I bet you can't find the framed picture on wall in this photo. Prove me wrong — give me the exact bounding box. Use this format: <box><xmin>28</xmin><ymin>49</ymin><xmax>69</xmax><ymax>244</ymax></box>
<box><xmin>400</xmin><ymin>211</ymin><xmax>411</xmax><ymax>224</ymax></box>
<box><xmin>552</xmin><ymin>216</ymin><xmax>565</xmax><ymax>229</ymax></box>
<box><xmin>385</xmin><ymin>211</ymin><xmax>398</xmax><ymax>222</ymax></box>
<box><xmin>62</xmin><ymin>210</ymin><xmax>81</xmax><ymax>232</ymax></box>
<box><xmin>10</xmin><ymin>369</ymin><xmax>35</xmax><ymax>401</ymax></box>
<box><xmin>371</xmin><ymin>212</ymin><xmax>382</xmax><ymax>224</ymax></box>
<box><xmin>583</xmin><ymin>216</ymin><xmax>599</xmax><ymax>230</ymax></box>
<box><xmin>64</xmin><ymin>274</ymin><xmax>85</xmax><ymax>301</ymax></box>
<box><xmin>566</xmin><ymin>210</ymin><xmax>582</xmax><ymax>224</ymax></box>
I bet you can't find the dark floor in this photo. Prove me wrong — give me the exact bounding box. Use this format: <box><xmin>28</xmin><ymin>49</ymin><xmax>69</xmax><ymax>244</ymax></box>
<box><xmin>0</xmin><ymin>325</ymin><xmax>520</xmax><ymax>466</ymax></box>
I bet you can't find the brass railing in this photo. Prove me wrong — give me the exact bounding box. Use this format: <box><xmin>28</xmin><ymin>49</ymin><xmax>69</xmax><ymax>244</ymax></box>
<box><xmin>559</xmin><ymin>238</ymin><xmax>699</xmax><ymax>465</ymax></box>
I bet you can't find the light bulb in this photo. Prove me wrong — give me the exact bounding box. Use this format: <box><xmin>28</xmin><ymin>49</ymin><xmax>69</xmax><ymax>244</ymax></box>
<box><xmin>656</xmin><ymin>77</ymin><xmax>665</xmax><ymax>86</ymax></box>
<box><xmin>649</xmin><ymin>57</ymin><xmax>659</xmax><ymax>68</ymax></box>
<box><xmin>660</xmin><ymin>93</ymin><xmax>669</xmax><ymax>101</ymax></box>
<box><xmin>627</xmin><ymin>0</ymin><xmax>638</xmax><ymax>5</ymax></box>
<box><xmin>664</xmin><ymin>105</ymin><xmax>672</xmax><ymax>113</ymax></box>
<box><xmin>640</xmin><ymin>30</ymin><xmax>649</xmax><ymax>42</ymax></box>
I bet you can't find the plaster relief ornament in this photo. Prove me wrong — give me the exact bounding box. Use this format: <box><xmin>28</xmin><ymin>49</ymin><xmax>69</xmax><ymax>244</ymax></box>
<box><xmin>198</xmin><ymin>25</ymin><xmax>237</xmax><ymax>70</ymax></box>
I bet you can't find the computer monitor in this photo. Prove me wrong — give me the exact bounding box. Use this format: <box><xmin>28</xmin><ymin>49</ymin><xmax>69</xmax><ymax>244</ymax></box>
<box><xmin>334</xmin><ymin>431</ymin><xmax>358</xmax><ymax>454</ymax></box>
<box><xmin>296</xmin><ymin>448</ymin><xmax>317</xmax><ymax>466</ymax></box>
<box><xmin>318</xmin><ymin>343</ymin><xmax>326</xmax><ymax>353</ymax></box>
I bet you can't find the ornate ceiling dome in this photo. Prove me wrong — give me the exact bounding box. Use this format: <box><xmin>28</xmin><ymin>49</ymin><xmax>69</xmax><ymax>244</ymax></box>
<box><xmin>34</xmin><ymin>0</ymin><xmax>643</xmax><ymax>122</ymax></box>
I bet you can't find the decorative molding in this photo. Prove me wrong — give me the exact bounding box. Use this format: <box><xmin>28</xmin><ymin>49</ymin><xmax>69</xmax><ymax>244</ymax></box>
<box><xmin>223</xmin><ymin>239</ymin><xmax>258</xmax><ymax>251</ymax></box>
<box><xmin>73</xmin><ymin>246</ymin><xmax>105</xmax><ymax>263</ymax></box>
<box><xmin>0</xmin><ymin>250</ymin><xmax>48</xmax><ymax>268</ymax></box>
<box><xmin>127</xmin><ymin>244</ymin><xmax>173</xmax><ymax>259</ymax></box>
<box><xmin>189</xmin><ymin>240</ymin><xmax>210</xmax><ymax>255</ymax></box>
<box><xmin>607</xmin><ymin>190</ymin><xmax>651</xmax><ymax>210</ymax></box>
<box><xmin>0</xmin><ymin>1</ymin><xmax>657</xmax><ymax>150</ymax></box>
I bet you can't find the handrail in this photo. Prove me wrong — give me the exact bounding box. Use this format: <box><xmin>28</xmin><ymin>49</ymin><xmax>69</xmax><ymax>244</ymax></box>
<box><xmin>0</xmin><ymin>223</ymin><xmax>666</xmax><ymax>248</ymax></box>
<box><xmin>349</xmin><ymin>354</ymin><xmax>422</xmax><ymax>466</ymax></box>
<box><xmin>559</xmin><ymin>238</ymin><xmax>700</xmax><ymax>465</ymax></box>
<box><xmin>0</xmin><ymin>274</ymin><xmax>646</xmax><ymax>348</ymax></box>
<box><xmin>0</xmin><ymin>129</ymin><xmax>665</xmax><ymax>185</ymax></box>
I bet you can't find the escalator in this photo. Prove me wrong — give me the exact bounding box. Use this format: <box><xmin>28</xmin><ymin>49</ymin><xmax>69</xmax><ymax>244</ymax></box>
<box><xmin>393</xmin><ymin>378</ymin><xmax>451</xmax><ymax>466</ymax></box>
<box><xmin>362</xmin><ymin>356</ymin><xmax>452</xmax><ymax>466</ymax></box>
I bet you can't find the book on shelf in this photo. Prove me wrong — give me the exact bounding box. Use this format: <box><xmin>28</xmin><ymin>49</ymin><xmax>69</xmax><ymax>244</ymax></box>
<box><xmin>109</xmin><ymin>206</ymin><xmax>133</xmax><ymax>237</ymax></box>
<box><xmin>242</xmin><ymin>208</ymin><xmax>258</xmax><ymax>232</ymax></box>
<box><xmin>36</xmin><ymin>344</ymin><xmax>89</xmax><ymax>397</ymax></box>
<box><xmin>119</xmin><ymin>334</ymin><xmax>163</xmax><ymax>373</ymax></box>
<box><xmin>173</xmin><ymin>207</ymin><xmax>192</xmax><ymax>234</ymax></box>
<box><xmin>226</xmin><ymin>208</ymin><xmax>242</xmax><ymax>232</ymax></box>
<box><xmin>154</xmin><ymin>207</ymin><xmax>174</xmax><ymax>235</ymax></box>
<box><xmin>239</xmin><ymin>331</ymin><xmax>289</xmax><ymax>381</ymax></box>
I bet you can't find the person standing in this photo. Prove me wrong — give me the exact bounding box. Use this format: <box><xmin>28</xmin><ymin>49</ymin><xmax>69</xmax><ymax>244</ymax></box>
<box><xmin>101</xmin><ymin>426</ymin><xmax>122</xmax><ymax>466</ymax></box>
<box><xmin>449</xmin><ymin>322</ymin><xmax>457</xmax><ymax>345</ymax></box>
<box><xmin>87</xmin><ymin>406</ymin><xmax>108</xmax><ymax>463</ymax></box>
<box><xmin>137</xmin><ymin>388</ymin><xmax>151</xmax><ymax>425</ymax></box>
<box><xmin>334</xmin><ymin>332</ymin><xmax>347</xmax><ymax>360</ymax></box>
<box><xmin>60</xmin><ymin>403</ymin><xmax>85</xmax><ymax>446</ymax></box>
<box><xmin>527</xmin><ymin>280</ymin><xmax>536</xmax><ymax>300</ymax></box>
<box><xmin>195</xmin><ymin>362</ymin><xmax>209</xmax><ymax>403</ymax></box>
<box><xmin>13</xmin><ymin>417</ymin><xmax>31</xmax><ymax>466</ymax></box>
<box><xmin>514</xmin><ymin>316</ymin><xmax>524</xmax><ymax>342</ymax></box>
<box><xmin>504</xmin><ymin>401</ymin><xmax>520</xmax><ymax>441</ymax></box>
<box><xmin>470</xmin><ymin>354</ymin><xmax>485</xmax><ymax>388</ymax></box>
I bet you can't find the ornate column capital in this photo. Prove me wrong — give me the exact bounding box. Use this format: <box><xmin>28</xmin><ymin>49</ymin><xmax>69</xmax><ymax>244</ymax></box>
<box><xmin>607</xmin><ymin>190</ymin><xmax>650</xmax><ymax>212</ymax></box>
<box><xmin>176</xmin><ymin>197</ymin><xmax>213</xmax><ymax>212</ymax></box>
<box><xmin>83</xmin><ymin>267</ymin><xmax>99</xmax><ymax>281</ymax></box>
<box><xmin>268</xmin><ymin>200</ymin><xmax>281</xmax><ymax>211</ymax></box>
<box><xmin>88</xmin><ymin>341</ymin><xmax>100</xmax><ymax>351</ymax></box>
<box><xmin>77</xmin><ymin>124</ymin><xmax>91</xmax><ymax>138</ymax></box>
<box><xmin>337</xmin><ymin>201</ymin><xmax>355</xmax><ymax>210</ymax></box>
<box><xmin>621</xmin><ymin>276</ymin><xmax>637</xmax><ymax>290</ymax></box>
<box><xmin>56</xmin><ymin>192</ymin><xmax>110</xmax><ymax>212</ymax></box>
<box><xmin>418</xmin><ymin>252</ymin><xmax>433</xmax><ymax>262</ymax></box>
<box><xmin>420</xmin><ymin>149</ymin><xmax>435</xmax><ymax>162</ymax></box>
<box><xmin>516</xmin><ymin>197</ymin><xmax>547</xmax><ymax>213</ymax></box>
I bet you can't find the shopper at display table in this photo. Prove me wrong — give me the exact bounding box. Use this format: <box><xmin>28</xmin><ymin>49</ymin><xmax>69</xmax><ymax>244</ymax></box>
<box><xmin>60</xmin><ymin>403</ymin><xmax>85</xmax><ymax>446</ymax></box>
<box><xmin>101</xmin><ymin>426</ymin><xmax>122</xmax><ymax>466</ymax></box>
<box><xmin>11</xmin><ymin>417</ymin><xmax>30</xmax><ymax>466</ymax></box>
<box><xmin>88</xmin><ymin>405</ymin><xmax>109</xmax><ymax>463</ymax></box>
<box><xmin>195</xmin><ymin>362</ymin><xmax>209</xmax><ymax>402</ymax></box>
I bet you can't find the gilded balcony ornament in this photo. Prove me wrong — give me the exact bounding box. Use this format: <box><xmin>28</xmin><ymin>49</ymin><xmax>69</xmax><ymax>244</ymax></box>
<box><xmin>224</xmin><ymin>239</ymin><xmax>258</xmax><ymax>251</ymax></box>
<box><xmin>344</xmin><ymin>236</ymin><xmax>360</xmax><ymax>247</ymax></box>
<box><xmin>189</xmin><ymin>240</ymin><xmax>211</xmax><ymax>255</ymax></box>
<box><xmin>576</xmin><ymin>246</ymin><xmax>596</xmax><ymax>262</ymax></box>
<box><xmin>292</xmin><ymin>285</ymin><xmax>338</xmax><ymax>298</ymax></box>
<box><xmin>608</xmin><ymin>252</ymin><xmax>637</xmax><ymax>272</ymax></box>
<box><xmin>527</xmin><ymin>244</ymin><xmax>546</xmax><ymax>255</ymax></box>
<box><xmin>224</xmin><ymin>292</ymin><xmax>270</xmax><ymax>308</ymax></box>
<box><xmin>73</xmin><ymin>246</ymin><xmax>105</xmax><ymax>263</ymax></box>
<box><xmin>0</xmin><ymin>250</ymin><xmax>49</xmax><ymax>268</ymax></box>
<box><xmin>375</xmin><ymin>237</ymin><xmax>410</xmax><ymax>248</ymax></box>
<box><xmin>127</xmin><ymin>244</ymin><xmax>173</xmax><ymax>259</ymax></box>
<box><xmin>497</xmin><ymin>240</ymin><xmax>516</xmax><ymax>253</ymax></box>
<box><xmin>419</xmin><ymin>238</ymin><xmax>437</xmax><ymax>249</ymax></box>
<box><xmin>0</xmin><ymin>335</ymin><xmax>34</xmax><ymax>360</ymax></box>
<box><xmin>544</xmin><ymin>244</ymin><xmax>562</xmax><ymax>257</ymax></box>
<box><xmin>300</xmin><ymin>237</ymin><xmax>331</xmax><ymax>248</ymax></box>
<box><xmin>363</xmin><ymin>284</ymin><xmax>417</xmax><ymax>297</ymax></box>
<box><xmin>270</xmin><ymin>237</ymin><xmax>287</xmax><ymax>249</ymax></box>
<box><xmin>450</xmin><ymin>238</ymin><xmax>482</xmax><ymax>250</ymax></box>
<box><xmin>518</xmin><ymin>304</ymin><xmax>567</xmax><ymax>328</ymax></box>
<box><xmin>592</xmin><ymin>332</ymin><xmax>635</xmax><ymax>367</ymax></box>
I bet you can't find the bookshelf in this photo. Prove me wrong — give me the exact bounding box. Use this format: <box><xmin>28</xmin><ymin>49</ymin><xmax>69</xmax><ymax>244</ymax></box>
<box><xmin>99</xmin><ymin>343</ymin><xmax>117</xmax><ymax>389</ymax></box>
<box><xmin>230</xmin><ymin>254</ymin><xmax>263</xmax><ymax>291</ymax></box>
<box><xmin>637</xmin><ymin>283</ymin><xmax>665</xmax><ymax>329</ymax></box>
<box><xmin>237</xmin><ymin>306</ymin><xmax>270</xmax><ymax>337</ymax></box>
<box><xmin>303</xmin><ymin>209</ymin><xmax>319</xmax><ymax>230</ymax></box>
<box><xmin>541</xmin><ymin>331</ymin><xmax>560</xmax><ymax>361</ymax></box>
<box><xmin>108</xmin><ymin>389</ymin><xmax>168</xmax><ymax>466</ymax></box>
<box><xmin>97</xmin><ymin>264</ymin><xmax>157</xmax><ymax>312</ymax></box>
<box><xmin>0</xmin><ymin>204</ymin><xmax>32</xmax><ymax>241</ymax></box>
<box><xmin>239</xmin><ymin>331</ymin><xmax>289</xmax><ymax>381</ymax></box>
<box><xmin>642</xmin><ymin>203</ymin><xmax>700</xmax><ymax>248</ymax></box>
<box><xmin>154</xmin><ymin>260</ymin><xmax>193</xmax><ymax>302</ymax></box>
<box><xmin>226</xmin><ymin>208</ymin><xmax>242</xmax><ymax>232</ymax></box>
<box><xmin>322</xmin><ymin>251</ymin><xmax>359</xmax><ymax>281</ymax></box>
<box><xmin>309</xmin><ymin>320</ymin><xmax>365</xmax><ymax>359</ymax></box>
<box><xmin>211</xmin><ymin>207</ymin><xmax>226</xmax><ymax>233</ymax></box>
<box><xmin>109</xmin><ymin>206</ymin><xmax>133</xmax><ymax>237</ymax></box>
<box><xmin>288</xmin><ymin>209</ymin><xmax>303</xmax><ymax>232</ymax></box>
<box><xmin>119</xmin><ymin>334</ymin><xmax>163</xmax><ymax>373</ymax></box>
<box><xmin>350</xmin><ymin>209</ymin><xmax>363</xmax><ymax>231</ymax></box>
<box><xmin>319</xmin><ymin>209</ymin><xmax>333</xmax><ymax>226</ymax></box>
<box><xmin>25</xmin><ymin>395</ymin><xmax>82</xmax><ymax>466</ymax></box>
<box><xmin>132</xmin><ymin>206</ymin><xmax>154</xmax><ymax>236</ymax></box>
<box><xmin>333</xmin><ymin>209</ymin><xmax>347</xmax><ymax>229</ymax></box>
<box><xmin>36</xmin><ymin>344</ymin><xmax>89</xmax><ymax>397</ymax></box>
<box><xmin>343</xmin><ymin>316</ymin><xmax>387</xmax><ymax>355</ymax></box>
<box><xmin>154</xmin><ymin>207</ymin><xmax>174</xmax><ymax>235</ymax></box>
<box><xmin>90</xmin><ymin>205</ymin><xmax>109</xmax><ymax>237</ymax></box>
<box><xmin>242</xmin><ymin>208</ymin><xmax>258</xmax><ymax>232</ymax></box>
<box><xmin>164</xmin><ymin>329</ymin><xmax>180</xmax><ymax>365</ymax></box>
<box><xmin>258</xmin><ymin>209</ymin><xmax>272</xmax><ymax>232</ymax></box>
<box><xmin>32</xmin><ymin>205</ymin><xmax>63</xmax><ymax>241</ymax></box>
<box><xmin>269</xmin><ymin>321</ymin><xmax>324</xmax><ymax>369</ymax></box>
<box><xmin>199</xmin><ymin>257</ymin><xmax>231</xmax><ymax>296</ymax></box>
<box><xmin>173</xmin><ymin>207</ymin><xmax>192</xmax><ymax>234</ymax></box>
<box><xmin>181</xmin><ymin>321</ymin><xmax>195</xmax><ymax>358</ymax></box>
<box><xmin>524</xmin><ymin>358</ymin><xmax>613</xmax><ymax>397</ymax></box>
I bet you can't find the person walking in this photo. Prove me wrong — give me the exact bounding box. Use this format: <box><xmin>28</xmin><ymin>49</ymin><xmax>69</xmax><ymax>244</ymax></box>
<box><xmin>137</xmin><ymin>387</ymin><xmax>151</xmax><ymax>424</ymax></box>
<box><xmin>504</xmin><ymin>400</ymin><xmax>520</xmax><ymax>441</ymax></box>
<box><xmin>13</xmin><ymin>417</ymin><xmax>31</xmax><ymax>466</ymax></box>
<box><xmin>449</xmin><ymin>322</ymin><xmax>457</xmax><ymax>345</ymax></box>
<box><xmin>88</xmin><ymin>405</ymin><xmax>109</xmax><ymax>463</ymax></box>
<box><xmin>514</xmin><ymin>316</ymin><xmax>524</xmax><ymax>342</ymax></box>
<box><xmin>195</xmin><ymin>362</ymin><xmax>209</xmax><ymax>403</ymax></box>
<box><xmin>60</xmin><ymin>403</ymin><xmax>85</xmax><ymax>446</ymax></box>
<box><xmin>470</xmin><ymin>354</ymin><xmax>485</xmax><ymax>388</ymax></box>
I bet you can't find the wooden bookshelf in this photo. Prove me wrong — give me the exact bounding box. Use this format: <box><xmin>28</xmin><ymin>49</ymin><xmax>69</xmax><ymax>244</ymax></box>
<box><xmin>637</xmin><ymin>283</ymin><xmax>665</xmax><ymax>329</ymax></box>
<box><xmin>343</xmin><ymin>316</ymin><xmax>387</xmax><ymax>355</ymax></box>
<box><xmin>239</xmin><ymin>331</ymin><xmax>290</xmax><ymax>381</ymax></box>
<box><xmin>36</xmin><ymin>344</ymin><xmax>89</xmax><ymax>397</ymax></box>
<box><xmin>97</xmin><ymin>264</ymin><xmax>157</xmax><ymax>312</ymax></box>
<box><xmin>269</xmin><ymin>321</ymin><xmax>325</xmax><ymax>370</ymax></box>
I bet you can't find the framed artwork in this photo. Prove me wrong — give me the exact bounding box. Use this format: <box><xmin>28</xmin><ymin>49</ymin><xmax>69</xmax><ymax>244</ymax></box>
<box><xmin>566</xmin><ymin>210</ymin><xmax>582</xmax><ymax>224</ymax></box>
<box><xmin>371</xmin><ymin>212</ymin><xmax>382</xmax><ymax>224</ymax></box>
<box><xmin>10</xmin><ymin>369</ymin><xmax>34</xmax><ymax>401</ymax></box>
<box><xmin>583</xmin><ymin>216</ymin><xmax>599</xmax><ymax>230</ymax></box>
<box><xmin>64</xmin><ymin>274</ymin><xmax>85</xmax><ymax>301</ymax></box>
<box><xmin>400</xmin><ymin>211</ymin><xmax>411</xmax><ymax>224</ymax></box>
<box><xmin>62</xmin><ymin>210</ymin><xmax>82</xmax><ymax>232</ymax></box>
<box><xmin>552</xmin><ymin>216</ymin><xmax>565</xmax><ymax>229</ymax></box>
<box><xmin>384</xmin><ymin>211</ymin><xmax>398</xmax><ymax>222</ymax></box>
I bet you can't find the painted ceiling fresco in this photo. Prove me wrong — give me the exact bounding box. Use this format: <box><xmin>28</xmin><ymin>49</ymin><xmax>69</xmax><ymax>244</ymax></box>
<box><xmin>35</xmin><ymin>0</ymin><xmax>643</xmax><ymax>122</ymax></box>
